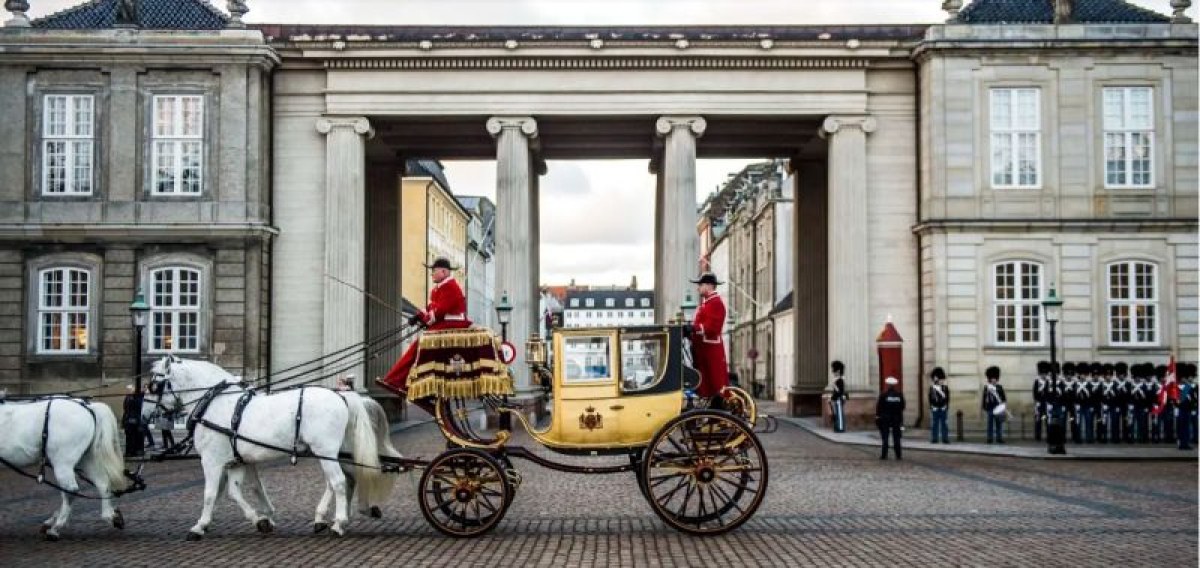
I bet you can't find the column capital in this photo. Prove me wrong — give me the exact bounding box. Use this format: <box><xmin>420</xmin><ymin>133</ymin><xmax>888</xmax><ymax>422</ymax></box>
<box><xmin>316</xmin><ymin>116</ymin><xmax>373</xmax><ymax>137</ymax></box>
<box><xmin>486</xmin><ymin>116</ymin><xmax>539</xmax><ymax>138</ymax></box>
<box><xmin>819</xmin><ymin>115</ymin><xmax>877</xmax><ymax>138</ymax></box>
<box><xmin>655</xmin><ymin>116</ymin><xmax>707</xmax><ymax>138</ymax></box>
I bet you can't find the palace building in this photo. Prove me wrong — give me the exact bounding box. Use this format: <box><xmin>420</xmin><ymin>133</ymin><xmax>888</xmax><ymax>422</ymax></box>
<box><xmin>0</xmin><ymin>0</ymin><xmax>1194</xmax><ymax>427</ymax></box>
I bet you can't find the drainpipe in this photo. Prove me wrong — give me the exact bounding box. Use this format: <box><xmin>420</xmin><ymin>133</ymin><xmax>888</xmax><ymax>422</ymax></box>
<box><xmin>913</xmin><ymin>52</ymin><xmax>926</xmax><ymax>430</ymax></box>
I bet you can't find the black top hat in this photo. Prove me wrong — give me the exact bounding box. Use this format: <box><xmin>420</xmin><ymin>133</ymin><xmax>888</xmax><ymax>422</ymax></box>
<box><xmin>1036</xmin><ymin>361</ymin><xmax>1050</xmax><ymax>374</ymax></box>
<box><xmin>985</xmin><ymin>366</ymin><xmax>1001</xmax><ymax>380</ymax></box>
<box><xmin>689</xmin><ymin>272</ymin><xmax>723</xmax><ymax>286</ymax></box>
<box><xmin>831</xmin><ymin>360</ymin><xmax>844</xmax><ymax>374</ymax></box>
<box><xmin>931</xmin><ymin>366</ymin><xmax>946</xmax><ymax>380</ymax></box>
<box><xmin>424</xmin><ymin>257</ymin><xmax>458</xmax><ymax>271</ymax></box>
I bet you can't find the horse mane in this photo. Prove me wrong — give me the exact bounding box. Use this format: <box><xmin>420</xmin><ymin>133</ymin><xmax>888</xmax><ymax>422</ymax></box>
<box><xmin>169</xmin><ymin>357</ymin><xmax>235</xmax><ymax>386</ymax></box>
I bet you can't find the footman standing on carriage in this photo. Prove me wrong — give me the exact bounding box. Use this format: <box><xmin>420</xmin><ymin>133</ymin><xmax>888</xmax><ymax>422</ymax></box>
<box><xmin>376</xmin><ymin>257</ymin><xmax>472</xmax><ymax>399</ymax></box>
<box><xmin>689</xmin><ymin>272</ymin><xmax>730</xmax><ymax>410</ymax></box>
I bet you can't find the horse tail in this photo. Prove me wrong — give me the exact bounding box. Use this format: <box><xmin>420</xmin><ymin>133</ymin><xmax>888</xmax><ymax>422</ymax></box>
<box><xmin>343</xmin><ymin>392</ymin><xmax>390</xmax><ymax>508</ymax></box>
<box><xmin>364</xmin><ymin>396</ymin><xmax>402</xmax><ymax>459</ymax></box>
<box><xmin>84</xmin><ymin>402</ymin><xmax>130</xmax><ymax>493</ymax></box>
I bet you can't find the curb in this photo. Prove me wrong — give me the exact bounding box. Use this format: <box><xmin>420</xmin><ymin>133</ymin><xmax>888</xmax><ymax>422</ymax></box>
<box><xmin>778</xmin><ymin>415</ymin><xmax>1199</xmax><ymax>461</ymax></box>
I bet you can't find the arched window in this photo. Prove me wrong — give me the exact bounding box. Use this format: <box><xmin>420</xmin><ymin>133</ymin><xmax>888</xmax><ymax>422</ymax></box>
<box><xmin>36</xmin><ymin>266</ymin><xmax>91</xmax><ymax>353</ymax></box>
<box><xmin>1107</xmin><ymin>261</ymin><xmax>1158</xmax><ymax>346</ymax></box>
<box><xmin>992</xmin><ymin>261</ymin><xmax>1043</xmax><ymax>345</ymax></box>
<box><xmin>149</xmin><ymin>266</ymin><xmax>202</xmax><ymax>352</ymax></box>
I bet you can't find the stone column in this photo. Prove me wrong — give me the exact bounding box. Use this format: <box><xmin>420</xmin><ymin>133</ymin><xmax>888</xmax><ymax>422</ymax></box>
<box><xmin>654</xmin><ymin>116</ymin><xmax>706</xmax><ymax>322</ymax></box>
<box><xmin>487</xmin><ymin>116</ymin><xmax>539</xmax><ymax>394</ymax></box>
<box><xmin>821</xmin><ymin>115</ymin><xmax>876</xmax><ymax>417</ymax></box>
<box><xmin>789</xmin><ymin>159</ymin><xmax>828</xmax><ymax>417</ymax></box>
<box><xmin>316</xmin><ymin>117</ymin><xmax>373</xmax><ymax>387</ymax></box>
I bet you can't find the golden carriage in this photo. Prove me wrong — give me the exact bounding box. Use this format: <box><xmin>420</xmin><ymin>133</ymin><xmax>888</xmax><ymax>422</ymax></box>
<box><xmin>404</xmin><ymin>323</ymin><xmax>769</xmax><ymax>537</ymax></box>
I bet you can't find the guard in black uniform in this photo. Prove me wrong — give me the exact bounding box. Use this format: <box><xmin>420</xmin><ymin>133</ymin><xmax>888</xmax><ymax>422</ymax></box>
<box><xmin>1082</xmin><ymin>362</ymin><xmax>1102</xmax><ymax>444</ymax></box>
<box><xmin>1150</xmin><ymin>367</ymin><xmax>1165</xmax><ymax>443</ymax></box>
<box><xmin>1132</xmin><ymin>366</ymin><xmax>1151</xmax><ymax>443</ymax></box>
<box><xmin>1099</xmin><ymin>368</ymin><xmax>1117</xmax><ymax>444</ymax></box>
<box><xmin>1062</xmin><ymin>363</ymin><xmax>1080</xmax><ymax>444</ymax></box>
<box><xmin>1113</xmin><ymin>362</ymin><xmax>1131</xmax><ymax>443</ymax></box>
<box><xmin>876</xmin><ymin>376</ymin><xmax>905</xmax><ymax>460</ymax></box>
<box><xmin>1045</xmin><ymin>362</ymin><xmax>1067</xmax><ymax>454</ymax></box>
<box><xmin>981</xmin><ymin>366</ymin><xmax>1007</xmax><ymax>444</ymax></box>
<box><xmin>1033</xmin><ymin>361</ymin><xmax>1050</xmax><ymax>442</ymax></box>
<box><xmin>830</xmin><ymin>361</ymin><xmax>847</xmax><ymax>433</ymax></box>
<box><xmin>928</xmin><ymin>367</ymin><xmax>950</xmax><ymax>444</ymax></box>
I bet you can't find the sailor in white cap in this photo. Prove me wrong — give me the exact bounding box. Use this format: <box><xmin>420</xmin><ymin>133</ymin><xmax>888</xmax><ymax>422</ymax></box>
<box><xmin>876</xmin><ymin>376</ymin><xmax>905</xmax><ymax>460</ymax></box>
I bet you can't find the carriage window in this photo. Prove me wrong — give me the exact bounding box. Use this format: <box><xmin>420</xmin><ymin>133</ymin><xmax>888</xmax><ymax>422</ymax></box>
<box><xmin>562</xmin><ymin>336</ymin><xmax>611</xmax><ymax>382</ymax></box>
<box><xmin>621</xmin><ymin>334</ymin><xmax>666</xmax><ymax>392</ymax></box>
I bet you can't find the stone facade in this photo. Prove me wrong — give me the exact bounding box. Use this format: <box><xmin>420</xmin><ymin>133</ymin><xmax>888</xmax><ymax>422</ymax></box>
<box><xmin>916</xmin><ymin>22</ymin><xmax>1199</xmax><ymax>422</ymax></box>
<box><xmin>0</xmin><ymin>30</ymin><xmax>277</xmax><ymax>394</ymax></box>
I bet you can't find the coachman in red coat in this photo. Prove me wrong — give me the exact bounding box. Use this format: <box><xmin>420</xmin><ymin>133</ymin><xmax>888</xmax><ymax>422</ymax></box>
<box><xmin>376</xmin><ymin>257</ymin><xmax>472</xmax><ymax>395</ymax></box>
<box><xmin>689</xmin><ymin>272</ymin><xmax>730</xmax><ymax>402</ymax></box>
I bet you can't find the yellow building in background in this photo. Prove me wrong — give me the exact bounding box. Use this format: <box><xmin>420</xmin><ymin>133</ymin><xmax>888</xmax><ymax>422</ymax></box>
<box><xmin>401</xmin><ymin>160</ymin><xmax>470</xmax><ymax>307</ymax></box>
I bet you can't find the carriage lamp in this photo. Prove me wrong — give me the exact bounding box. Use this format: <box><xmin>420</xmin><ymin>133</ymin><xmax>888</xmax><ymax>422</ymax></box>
<box><xmin>526</xmin><ymin>333</ymin><xmax>547</xmax><ymax>367</ymax></box>
<box><xmin>129</xmin><ymin>288</ymin><xmax>150</xmax><ymax>391</ymax></box>
<box><xmin>681</xmin><ymin>292</ymin><xmax>698</xmax><ymax>322</ymax></box>
<box><xmin>496</xmin><ymin>291</ymin><xmax>513</xmax><ymax>341</ymax></box>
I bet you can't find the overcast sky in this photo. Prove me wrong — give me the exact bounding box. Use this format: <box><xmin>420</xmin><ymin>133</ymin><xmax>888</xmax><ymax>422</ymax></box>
<box><xmin>27</xmin><ymin>0</ymin><xmax>1185</xmax><ymax>288</ymax></box>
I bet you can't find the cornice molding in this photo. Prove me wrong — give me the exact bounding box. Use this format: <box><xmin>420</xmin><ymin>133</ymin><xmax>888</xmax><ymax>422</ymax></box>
<box><xmin>323</xmin><ymin>56</ymin><xmax>872</xmax><ymax>71</ymax></box>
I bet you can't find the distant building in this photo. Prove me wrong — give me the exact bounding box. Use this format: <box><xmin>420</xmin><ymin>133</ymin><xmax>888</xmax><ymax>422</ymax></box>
<box><xmin>401</xmin><ymin>160</ymin><xmax>470</xmax><ymax>309</ymax></box>
<box><xmin>458</xmin><ymin>195</ymin><xmax>497</xmax><ymax>329</ymax></box>
<box><xmin>563</xmin><ymin>289</ymin><xmax>655</xmax><ymax>328</ymax></box>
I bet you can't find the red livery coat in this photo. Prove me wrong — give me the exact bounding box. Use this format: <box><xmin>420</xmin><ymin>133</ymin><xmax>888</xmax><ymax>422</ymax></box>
<box><xmin>690</xmin><ymin>292</ymin><xmax>729</xmax><ymax>398</ymax></box>
<box><xmin>381</xmin><ymin>277</ymin><xmax>472</xmax><ymax>392</ymax></box>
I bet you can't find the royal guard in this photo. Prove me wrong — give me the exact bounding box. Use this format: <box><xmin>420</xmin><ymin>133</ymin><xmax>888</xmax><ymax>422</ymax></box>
<box><xmin>688</xmin><ymin>272</ymin><xmax>730</xmax><ymax>409</ymax></box>
<box><xmin>376</xmin><ymin>257</ymin><xmax>472</xmax><ymax>396</ymax></box>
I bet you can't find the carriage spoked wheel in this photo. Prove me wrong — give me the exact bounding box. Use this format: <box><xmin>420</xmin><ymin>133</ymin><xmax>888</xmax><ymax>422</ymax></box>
<box><xmin>642</xmin><ymin>410</ymin><xmax>768</xmax><ymax>536</ymax></box>
<box><xmin>418</xmin><ymin>448</ymin><xmax>513</xmax><ymax>537</ymax></box>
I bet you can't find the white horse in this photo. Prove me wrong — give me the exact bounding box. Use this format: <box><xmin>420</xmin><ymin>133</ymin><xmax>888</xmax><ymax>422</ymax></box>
<box><xmin>0</xmin><ymin>396</ymin><xmax>129</xmax><ymax>541</ymax></box>
<box><xmin>150</xmin><ymin>355</ymin><xmax>388</xmax><ymax>539</ymax></box>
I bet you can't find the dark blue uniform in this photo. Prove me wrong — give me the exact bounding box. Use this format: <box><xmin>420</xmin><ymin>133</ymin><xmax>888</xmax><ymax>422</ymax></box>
<box><xmin>876</xmin><ymin>387</ymin><xmax>905</xmax><ymax>460</ymax></box>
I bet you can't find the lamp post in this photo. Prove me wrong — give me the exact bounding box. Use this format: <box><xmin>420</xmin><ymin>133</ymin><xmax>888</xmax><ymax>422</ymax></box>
<box><xmin>1042</xmin><ymin>285</ymin><xmax>1064</xmax><ymax>454</ymax></box>
<box><xmin>129</xmin><ymin>287</ymin><xmax>150</xmax><ymax>392</ymax></box>
<box><xmin>496</xmin><ymin>291</ymin><xmax>513</xmax><ymax>342</ymax></box>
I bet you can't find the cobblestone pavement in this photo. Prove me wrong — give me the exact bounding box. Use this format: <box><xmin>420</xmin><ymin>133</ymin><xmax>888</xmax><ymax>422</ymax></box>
<box><xmin>0</xmin><ymin>420</ymin><xmax>1195</xmax><ymax>567</ymax></box>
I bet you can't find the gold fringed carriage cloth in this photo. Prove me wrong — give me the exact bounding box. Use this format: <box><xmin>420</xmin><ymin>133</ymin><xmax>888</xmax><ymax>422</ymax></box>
<box><xmin>406</xmin><ymin>327</ymin><xmax>514</xmax><ymax>401</ymax></box>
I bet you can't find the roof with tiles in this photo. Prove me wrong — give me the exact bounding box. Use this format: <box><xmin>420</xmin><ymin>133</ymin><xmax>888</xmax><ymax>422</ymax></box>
<box><xmin>958</xmin><ymin>0</ymin><xmax>1170</xmax><ymax>24</ymax></box>
<box><xmin>33</xmin><ymin>0</ymin><xmax>228</xmax><ymax>30</ymax></box>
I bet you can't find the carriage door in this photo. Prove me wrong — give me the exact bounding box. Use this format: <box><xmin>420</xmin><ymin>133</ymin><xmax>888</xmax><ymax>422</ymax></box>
<box><xmin>556</xmin><ymin>332</ymin><xmax>620</xmax><ymax>445</ymax></box>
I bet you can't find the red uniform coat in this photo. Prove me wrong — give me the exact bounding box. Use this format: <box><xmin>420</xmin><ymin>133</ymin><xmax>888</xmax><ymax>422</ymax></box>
<box><xmin>690</xmin><ymin>292</ymin><xmax>729</xmax><ymax>398</ymax></box>
<box><xmin>381</xmin><ymin>277</ymin><xmax>472</xmax><ymax>392</ymax></box>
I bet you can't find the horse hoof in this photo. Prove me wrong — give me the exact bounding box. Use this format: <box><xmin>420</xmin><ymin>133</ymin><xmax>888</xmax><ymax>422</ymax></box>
<box><xmin>185</xmin><ymin>531</ymin><xmax>203</xmax><ymax>542</ymax></box>
<box><xmin>44</xmin><ymin>532</ymin><xmax>60</xmax><ymax>542</ymax></box>
<box><xmin>39</xmin><ymin>524</ymin><xmax>49</xmax><ymax>534</ymax></box>
<box><xmin>256</xmin><ymin>519</ymin><xmax>273</xmax><ymax>534</ymax></box>
<box><xmin>369</xmin><ymin>506</ymin><xmax>382</xmax><ymax>519</ymax></box>
<box><xmin>112</xmin><ymin>510</ymin><xmax>125</xmax><ymax>530</ymax></box>
<box><xmin>331</xmin><ymin>526</ymin><xmax>346</xmax><ymax>537</ymax></box>
<box><xmin>313</xmin><ymin>522</ymin><xmax>329</xmax><ymax>534</ymax></box>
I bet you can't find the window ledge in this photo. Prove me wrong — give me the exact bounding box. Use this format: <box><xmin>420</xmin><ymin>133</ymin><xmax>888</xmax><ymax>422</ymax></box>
<box><xmin>27</xmin><ymin>353</ymin><xmax>101</xmax><ymax>364</ymax></box>
<box><xmin>982</xmin><ymin>345</ymin><xmax>1047</xmax><ymax>353</ymax></box>
<box><xmin>1097</xmin><ymin>346</ymin><xmax>1168</xmax><ymax>353</ymax></box>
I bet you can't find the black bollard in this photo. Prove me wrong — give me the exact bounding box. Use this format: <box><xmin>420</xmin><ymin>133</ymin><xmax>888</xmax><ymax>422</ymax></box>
<box><xmin>956</xmin><ymin>410</ymin><xmax>964</xmax><ymax>442</ymax></box>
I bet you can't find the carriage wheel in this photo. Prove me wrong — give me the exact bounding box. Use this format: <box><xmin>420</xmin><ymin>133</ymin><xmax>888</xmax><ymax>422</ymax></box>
<box><xmin>722</xmin><ymin>386</ymin><xmax>756</xmax><ymax>428</ymax></box>
<box><xmin>641</xmin><ymin>410</ymin><xmax>768</xmax><ymax>536</ymax></box>
<box><xmin>418</xmin><ymin>448</ymin><xmax>512</xmax><ymax>537</ymax></box>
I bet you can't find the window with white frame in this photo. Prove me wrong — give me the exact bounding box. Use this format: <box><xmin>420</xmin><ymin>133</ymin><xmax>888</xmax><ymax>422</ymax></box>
<box><xmin>990</xmin><ymin>88</ymin><xmax>1041</xmax><ymax>188</ymax></box>
<box><xmin>570</xmin><ymin>298</ymin><xmax>579</xmax><ymax>307</ymax></box>
<box><xmin>42</xmin><ymin>94</ymin><xmax>94</xmax><ymax>195</ymax></box>
<box><xmin>1107</xmin><ymin>261</ymin><xmax>1157</xmax><ymax>346</ymax></box>
<box><xmin>625</xmin><ymin>298</ymin><xmax>634</xmax><ymax>307</ymax></box>
<box><xmin>149</xmin><ymin>267</ymin><xmax>202</xmax><ymax>352</ymax></box>
<box><xmin>36</xmin><ymin>267</ymin><xmax>91</xmax><ymax>353</ymax></box>
<box><xmin>585</xmin><ymin>298</ymin><xmax>594</xmax><ymax>307</ymax></box>
<box><xmin>606</xmin><ymin>298</ymin><xmax>615</xmax><ymax>307</ymax></box>
<box><xmin>640</xmin><ymin>298</ymin><xmax>650</xmax><ymax>307</ymax></box>
<box><xmin>992</xmin><ymin>261</ymin><xmax>1043</xmax><ymax>345</ymax></box>
<box><xmin>1103</xmin><ymin>87</ymin><xmax>1154</xmax><ymax>188</ymax></box>
<box><xmin>151</xmin><ymin>94</ymin><xmax>204</xmax><ymax>195</ymax></box>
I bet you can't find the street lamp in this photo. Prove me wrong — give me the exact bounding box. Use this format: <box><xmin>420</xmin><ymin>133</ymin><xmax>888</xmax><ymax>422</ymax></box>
<box><xmin>1041</xmin><ymin>285</ymin><xmax>1064</xmax><ymax>454</ymax></box>
<box><xmin>129</xmin><ymin>287</ymin><xmax>150</xmax><ymax>392</ymax></box>
<box><xmin>496</xmin><ymin>291</ymin><xmax>513</xmax><ymax>341</ymax></box>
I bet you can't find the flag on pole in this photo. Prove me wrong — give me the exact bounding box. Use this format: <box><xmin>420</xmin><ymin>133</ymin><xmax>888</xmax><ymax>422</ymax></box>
<box><xmin>1152</xmin><ymin>355</ymin><xmax>1178</xmax><ymax>416</ymax></box>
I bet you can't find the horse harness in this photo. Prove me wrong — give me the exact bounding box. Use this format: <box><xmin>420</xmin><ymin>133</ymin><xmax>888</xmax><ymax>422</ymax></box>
<box><xmin>184</xmin><ymin>382</ymin><xmax>356</xmax><ymax>467</ymax></box>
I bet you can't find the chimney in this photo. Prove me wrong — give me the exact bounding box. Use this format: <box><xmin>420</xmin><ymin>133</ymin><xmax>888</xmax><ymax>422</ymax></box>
<box><xmin>630</xmin><ymin>275</ymin><xmax>638</xmax><ymax>290</ymax></box>
<box><xmin>1053</xmin><ymin>0</ymin><xmax>1075</xmax><ymax>24</ymax></box>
